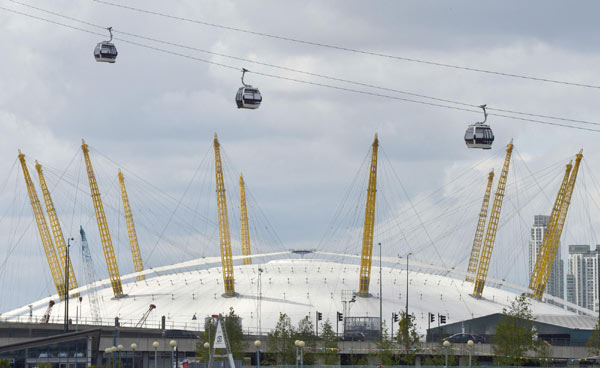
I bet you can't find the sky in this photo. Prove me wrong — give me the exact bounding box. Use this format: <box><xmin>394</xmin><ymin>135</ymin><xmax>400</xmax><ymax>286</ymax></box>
<box><xmin>1</xmin><ymin>1</ymin><xmax>600</xmax><ymax>312</ymax></box>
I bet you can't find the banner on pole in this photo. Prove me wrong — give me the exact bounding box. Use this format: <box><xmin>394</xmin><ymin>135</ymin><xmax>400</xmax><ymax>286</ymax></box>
<box><xmin>213</xmin><ymin>320</ymin><xmax>227</xmax><ymax>349</ymax></box>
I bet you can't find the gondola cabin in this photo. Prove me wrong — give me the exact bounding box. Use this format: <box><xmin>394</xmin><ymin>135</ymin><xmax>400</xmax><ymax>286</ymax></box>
<box><xmin>464</xmin><ymin>124</ymin><xmax>494</xmax><ymax>149</ymax></box>
<box><xmin>94</xmin><ymin>41</ymin><xmax>118</xmax><ymax>63</ymax></box>
<box><xmin>235</xmin><ymin>86</ymin><xmax>262</xmax><ymax>109</ymax></box>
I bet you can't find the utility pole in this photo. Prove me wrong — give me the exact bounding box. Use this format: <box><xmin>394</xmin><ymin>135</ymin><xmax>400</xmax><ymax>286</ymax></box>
<box><xmin>379</xmin><ymin>242</ymin><xmax>382</xmax><ymax>340</ymax></box>
<box><xmin>64</xmin><ymin>238</ymin><xmax>73</xmax><ymax>333</ymax></box>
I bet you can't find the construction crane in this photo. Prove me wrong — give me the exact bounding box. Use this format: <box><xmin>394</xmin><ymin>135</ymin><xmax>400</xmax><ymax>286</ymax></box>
<box><xmin>40</xmin><ymin>300</ymin><xmax>55</xmax><ymax>323</ymax></box>
<box><xmin>358</xmin><ymin>134</ymin><xmax>379</xmax><ymax>296</ymax></box>
<box><xmin>135</xmin><ymin>304</ymin><xmax>156</xmax><ymax>327</ymax></box>
<box><xmin>239</xmin><ymin>174</ymin><xmax>252</xmax><ymax>265</ymax></box>
<box><xmin>213</xmin><ymin>134</ymin><xmax>236</xmax><ymax>296</ymax></box>
<box><xmin>473</xmin><ymin>140</ymin><xmax>514</xmax><ymax>298</ymax></box>
<box><xmin>18</xmin><ymin>151</ymin><xmax>66</xmax><ymax>299</ymax></box>
<box><xmin>466</xmin><ymin>170</ymin><xmax>494</xmax><ymax>282</ymax></box>
<box><xmin>81</xmin><ymin>139</ymin><xmax>124</xmax><ymax>297</ymax></box>
<box><xmin>118</xmin><ymin>170</ymin><xmax>145</xmax><ymax>281</ymax></box>
<box><xmin>530</xmin><ymin>151</ymin><xmax>583</xmax><ymax>299</ymax></box>
<box><xmin>80</xmin><ymin>226</ymin><xmax>103</xmax><ymax>324</ymax></box>
<box><xmin>35</xmin><ymin>161</ymin><xmax>79</xmax><ymax>295</ymax></box>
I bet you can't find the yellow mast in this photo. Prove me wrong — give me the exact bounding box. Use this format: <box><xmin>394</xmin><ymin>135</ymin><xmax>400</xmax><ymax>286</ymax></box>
<box><xmin>18</xmin><ymin>151</ymin><xmax>66</xmax><ymax>298</ymax></box>
<box><xmin>466</xmin><ymin>170</ymin><xmax>494</xmax><ymax>282</ymax></box>
<box><xmin>473</xmin><ymin>140</ymin><xmax>514</xmax><ymax>298</ymax></box>
<box><xmin>35</xmin><ymin>161</ymin><xmax>79</xmax><ymax>295</ymax></box>
<box><xmin>118</xmin><ymin>170</ymin><xmax>145</xmax><ymax>281</ymax></box>
<box><xmin>240</xmin><ymin>174</ymin><xmax>252</xmax><ymax>265</ymax></box>
<box><xmin>214</xmin><ymin>134</ymin><xmax>235</xmax><ymax>296</ymax></box>
<box><xmin>358</xmin><ymin>134</ymin><xmax>379</xmax><ymax>296</ymax></box>
<box><xmin>528</xmin><ymin>160</ymin><xmax>572</xmax><ymax>298</ymax></box>
<box><xmin>530</xmin><ymin>151</ymin><xmax>582</xmax><ymax>299</ymax></box>
<box><xmin>81</xmin><ymin>140</ymin><xmax>124</xmax><ymax>297</ymax></box>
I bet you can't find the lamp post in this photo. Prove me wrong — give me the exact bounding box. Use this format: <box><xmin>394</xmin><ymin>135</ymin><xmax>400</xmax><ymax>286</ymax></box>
<box><xmin>170</xmin><ymin>340</ymin><xmax>177</xmax><ymax>368</ymax></box>
<box><xmin>254</xmin><ymin>340</ymin><xmax>261</xmax><ymax>368</ymax></box>
<box><xmin>203</xmin><ymin>342</ymin><xmax>210</xmax><ymax>363</ymax></box>
<box><xmin>294</xmin><ymin>340</ymin><xmax>300</xmax><ymax>368</ymax></box>
<box><xmin>117</xmin><ymin>344</ymin><xmax>124</xmax><ymax>365</ymax></box>
<box><xmin>152</xmin><ymin>341</ymin><xmax>159</xmax><ymax>368</ymax></box>
<box><xmin>111</xmin><ymin>346</ymin><xmax>117</xmax><ymax>368</ymax></box>
<box><xmin>298</xmin><ymin>340</ymin><xmax>305</xmax><ymax>368</ymax></box>
<box><xmin>467</xmin><ymin>340</ymin><xmax>474</xmax><ymax>368</ymax></box>
<box><xmin>443</xmin><ymin>340</ymin><xmax>450</xmax><ymax>368</ymax></box>
<box><xmin>64</xmin><ymin>237</ymin><xmax>74</xmax><ymax>333</ymax></box>
<box><xmin>104</xmin><ymin>348</ymin><xmax>111</xmax><ymax>367</ymax></box>
<box><xmin>131</xmin><ymin>343</ymin><xmax>137</xmax><ymax>368</ymax></box>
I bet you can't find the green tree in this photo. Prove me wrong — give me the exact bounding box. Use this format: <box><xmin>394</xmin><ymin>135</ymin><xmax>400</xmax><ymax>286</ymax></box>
<box><xmin>396</xmin><ymin>311</ymin><xmax>420</xmax><ymax>363</ymax></box>
<box><xmin>493</xmin><ymin>294</ymin><xmax>541</xmax><ymax>365</ymax></box>
<box><xmin>196</xmin><ymin>307</ymin><xmax>244</xmax><ymax>361</ymax></box>
<box><xmin>0</xmin><ymin>361</ymin><xmax>11</xmax><ymax>368</ymax></box>
<box><xmin>267</xmin><ymin>313</ymin><xmax>297</xmax><ymax>364</ymax></box>
<box><xmin>296</xmin><ymin>316</ymin><xmax>316</xmax><ymax>365</ymax></box>
<box><xmin>319</xmin><ymin>319</ymin><xmax>339</xmax><ymax>364</ymax></box>
<box><xmin>587</xmin><ymin>317</ymin><xmax>600</xmax><ymax>355</ymax></box>
<box><xmin>376</xmin><ymin>322</ymin><xmax>396</xmax><ymax>365</ymax></box>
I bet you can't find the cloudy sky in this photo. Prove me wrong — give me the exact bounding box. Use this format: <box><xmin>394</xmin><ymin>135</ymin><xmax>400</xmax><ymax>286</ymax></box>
<box><xmin>1</xmin><ymin>1</ymin><xmax>600</xmax><ymax>312</ymax></box>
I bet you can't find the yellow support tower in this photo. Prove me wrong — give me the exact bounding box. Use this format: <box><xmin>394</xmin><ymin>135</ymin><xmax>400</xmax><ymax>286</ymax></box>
<box><xmin>240</xmin><ymin>174</ymin><xmax>252</xmax><ymax>265</ymax></box>
<box><xmin>18</xmin><ymin>151</ymin><xmax>66</xmax><ymax>298</ymax></box>
<box><xmin>531</xmin><ymin>151</ymin><xmax>582</xmax><ymax>299</ymax></box>
<box><xmin>358</xmin><ymin>134</ymin><xmax>379</xmax><ymax>296</ymax></box>
<box><xmin>35</xmin><ymin>161</ymin><xmax>79</xmax><ymax>295</ymax></box>
<box><xmin>81</xmin><ymin>140</ymin><xmax>124</xmax><ymax>297</ymax></box>
<box><xmin>528</xmin><ymin>161</ymin><xmax>572</xmax><ymax>298</ymax></box>
<box><xmin>473</xmin><ymin>140</ymin><xmax>514</xmax><ymax>298</ymax></box>
<box><xmin>118</xmin><ymin>170</ymin><xmax>145</xmax><ymax>281</ymax></box>
<box><xmin>466</xmin><ymin>169</ymin><xmax>494</xmax><ymax>282</ymax></box>
<box><xmin>213</xmin><ymin>134</ymin><xmax>236</xmax><ymax>296</ymax></box>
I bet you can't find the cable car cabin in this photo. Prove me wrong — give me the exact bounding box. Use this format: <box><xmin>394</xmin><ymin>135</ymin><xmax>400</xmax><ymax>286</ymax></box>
<box><xmin>236</xmin><ymin>86</ymin><xmax>262</xmax><ymax>109</ymax></box>
<box><xmin>464</xmin><ymin>124</ymin><xmax>494</xmax><ymax>149</ymax></box>
<box><xmin>94</xmin><ymin>41</ymin><xmax>118</xmax><ymax>63</ymax></box>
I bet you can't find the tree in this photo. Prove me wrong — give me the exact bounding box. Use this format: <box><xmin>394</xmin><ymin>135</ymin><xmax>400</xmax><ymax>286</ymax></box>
<box><xmin>196</xmin><ymin>307</ymin><xmax>244</xmax><ymax>361</ymax></box>
<box><xmin>296</xmin><ymin>316</ymin><xmax>316</xmax><ymax>365</ymax></box>
<box><xmin>319</xmin><ymin>320</ymin><xmax>339</xmax><ymax>364</ymax></box>
<box><xmin>0</xmin><ymin>361</ymin><xmax>10</xmax><ymax>368</ymax></box>
<box><xmin>396</xmin><ymin>311</ymin><xmax>420</xmax><ymax>363</ymax></box>
<box><xmin>376</xmin><ymin>322</ymin><xmax>396</xmax><ymax>365</ymax></box>
<box><xmin>587</xmin><ymin>317</ymin><xmax>600</xmax><ymax>355</ymax></box>
<box><xmin>493</xmin><ymin>294</ymin><xmax>542</xmax><ymax>365</ymax></box>
<box><xmin>267</xmin><ymin>313</ymin><xmax>296</xmax><ymax>364</ymax></box>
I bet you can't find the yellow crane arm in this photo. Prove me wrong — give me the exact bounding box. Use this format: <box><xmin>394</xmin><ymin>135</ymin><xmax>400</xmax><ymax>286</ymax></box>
<box><xmin>35</xmin><ymin>161</ymin><xmax>79</xmax><ymax>295</ymax></box>
<box><xmin>358</xmin><ymin>134</ymin><xmax>379</xmax><ymax>296</ymax></box>
<box><xmin>528</xmin><ymin>161</ymin><xmax>572</xmax><ymax>297</ymax></box>
<box><xmin>18</xmin><ymin>151</ymin><xmax>66</xmax><ymax>298</ymax></box>
<box><xmin>81</xmin><ymin>140</ymin><xmax>124</xmax><ymax>297</ymax></box>
<box><xmin>473</xmin><ymin>140</ymin><xmax>514</xmax><ymax>298</ymax></box>
<box><xmin>466</xmin><ymin>169</ymin><xmax>494</xmax><ymax>282</ymax></box>
<box><xmin>240</xmin><ymin>174</ymin><xmax>252</xmax><ymax>265</ymax></box>
<box><xmin>531</xmin><ymin>151</ymin><xmax>582</xmax><ymax>299</ymax></box>
<box><xmin>214</xmin><ymin>134</ymin><xmax>235</xmax><ymax>296</ymax></box>
<box><xmin>118</xmin><ymin>170</ymin><xmax>145</xmax><ymax>281</ymax></box>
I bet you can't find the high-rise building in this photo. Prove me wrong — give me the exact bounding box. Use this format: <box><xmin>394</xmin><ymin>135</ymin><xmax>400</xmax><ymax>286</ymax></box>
<box><xmin>567</xmin><ymin>244</ymin><xmax>599</xmax><ymax>312</ymax></box>
<box><xmin>529</xmin><ymin>215</ymin><xmax>564</xmax><ymax>299</ymax></box>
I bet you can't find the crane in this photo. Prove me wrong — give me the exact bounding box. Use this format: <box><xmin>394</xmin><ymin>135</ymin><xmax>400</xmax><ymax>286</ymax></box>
<box><xmin>18</xmin><ymin>151</ymin><xmax>66</xmax><ymax>299</ymax></box>
<box><xmin>466</xmin><ymin>170</ymin><xmax>494</xmax><ymax>282</ymax></box>
<box><xmin>81</xmin><ymin>139</ymin><xmax>124</xmax><ymax>297</ymax></box>
<box><xmin>530</xmin><ymin>151</ymin><xmax>583</xmax><ymax>299</ymax></box>
<box><xmin>473</xmin><ymin>140</ymin><xmax>514</xmax><ymax>298</ymax></box>
<box><xmin>213</xmin><ymin>134</ymin><xmax>236</xmax><ymax>296</ymax></box>
<box><xmin>240</xmin><ymin>174</ymin><xmax>252</xmax><ymax>265</ymax></box>
<box><xmin>358</xmin><ymin>134</ymin><xmax>379</xmax><ymax>296</ymax></box>
<box><xmin>80</xmin><ymin>226</ymin><xmax>103</xmax><ymax>324</ymax></box>
<box><xmin>118</xmin><ymin>170</ymin><xmax>145</xmax><ymax>281</ymax></box>
<box><xmin>135</xmin><ymin>304</ymin><xmax>156</xmax><ymax>327</ymax></box>
<box><xmin>35</xmin><ymin>161</ymin><xmax>79</xmax><ymax>295</ymax></box>
<box><xmin>40</xmin><ymin>300</ymin><xmax>55</xmax><ymax>323</ymax></box>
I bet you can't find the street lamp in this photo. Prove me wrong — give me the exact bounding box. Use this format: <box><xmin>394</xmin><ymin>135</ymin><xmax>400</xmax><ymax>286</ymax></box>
<box><xmin>443</xmin><ymin>340</ymin><xmax>450</xmax><ymax>368</ymax></box>
<box><xmin>152</xmin><ymin>341</ymin><xmax>159</xmax><ymax>368</ymax></box>
<box><xmin>117</xmin><ymin>344</ymin><xmax>123</xmax><ymax>363</ymax></box>
<box><xmin>203</xmin><ymin>342</ymin><xmax>210</xmax><ymax>363</ymax></box>
<box><xmin>254</xmin><ymin>340</ymin><xmax>261</xmax><ymax>368</ymax></box>
<box><xmin>298</xmin><ymin>340</ymin><xmax>305</xmax><ymax>368</ymax></box>
<box><xmin>467</xmin><ymin>340</ymin><xmax>474</xmax><ymax>368</ymax></box>
<box><xmin>294</xmin><ymin>340</ymin><xmax>300</xmax><ymax>368</ymax></box>
<box><xmin>170</xmin><ymin>340</ymin><xmax>177</xmax><ymax>368</ymax></box>
<box><xmin>131</xmin><ymin>343</ymin><xmax>137</xmax><ymax>368</ymax></box>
